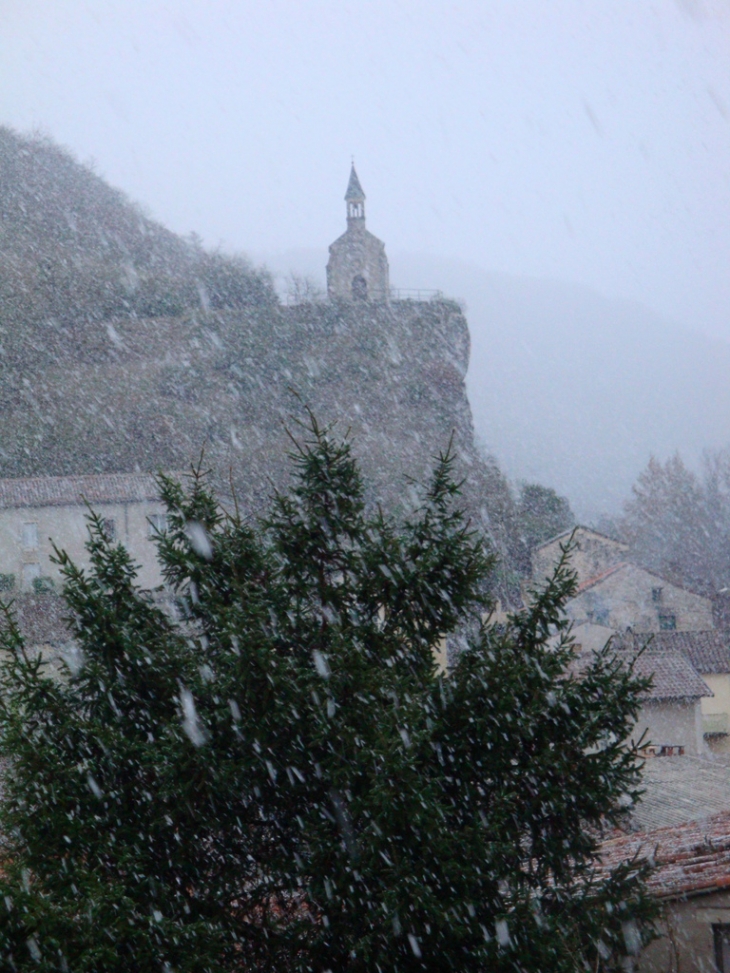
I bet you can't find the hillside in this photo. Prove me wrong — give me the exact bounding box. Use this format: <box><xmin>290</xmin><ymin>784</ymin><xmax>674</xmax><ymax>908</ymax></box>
<box><xmin>0</xmin><ymin>127</ymin><xmax>275</xmax><ymax>342</ymax></box>
<box><xmin>0</xmin><ymin>128</ymin><xmax>524</xmax><ymax>593</ymax></box>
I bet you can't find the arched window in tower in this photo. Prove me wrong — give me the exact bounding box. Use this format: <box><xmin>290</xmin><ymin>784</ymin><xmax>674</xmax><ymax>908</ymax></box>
<box><xmin>352</xmin><ymin>275</ymin><xmax>368</xmax><ymax>301</ymax></box>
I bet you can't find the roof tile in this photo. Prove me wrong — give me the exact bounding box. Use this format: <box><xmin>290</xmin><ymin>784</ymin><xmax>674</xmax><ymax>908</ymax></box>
<box><xmin>0</xmin><ymin>473</ymin><xmax>163</xmax><ymax>510</ymax></box>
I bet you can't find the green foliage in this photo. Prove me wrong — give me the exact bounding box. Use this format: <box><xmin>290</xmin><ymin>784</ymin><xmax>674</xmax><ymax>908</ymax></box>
<box><xmin>0</xmin><ymin>419</ymin><xmax>655</xmax><ymax>971</ymax></box>
<box><xmin>515</xmin><ymin>482</ymin><xmax>575</xmax><ymax>575</ymax></box>
<box><xmin>0</xmin><ymin>573</ymin><xmax>14</xmax><ymax>592</ymax></box>
<box><xmin>31</xmin><ymin>576</ymin><xmax>55</xmax><ymax>595</ymax></box>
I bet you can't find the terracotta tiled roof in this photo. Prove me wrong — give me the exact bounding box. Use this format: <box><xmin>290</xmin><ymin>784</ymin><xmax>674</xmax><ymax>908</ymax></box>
<box><xmin>615</xmin><ymin>630</ymin><xmax>730</xmax><ymax>675</ymax></box>
<box><xmin>0</xmin><ymin>473</ymin><xmax>163</xmax><ymax>509</ymax></box>
<box><xmin>575</xmin><ymin>562</ymin><xmax>626</xmax><ymax>594</ymax></box>
<box><xmin>572</xmin><ymin>647</ymin><xmax>711</xmax><ymax>702</ymax></box>
<box><xmin>631</xmin><ymin>650</ymin><xmax>712</xmax><ymax>701</ymax></box>
<box><xmin>599</xmin><ymin>810</ymin><xmax>730</xmax><ymax>899</ymax></box>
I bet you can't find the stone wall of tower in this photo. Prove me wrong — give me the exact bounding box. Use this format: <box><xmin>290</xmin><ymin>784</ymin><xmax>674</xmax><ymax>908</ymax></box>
<box><xmin>326</xmin><ymin>225</ymin><xmax>390</xmax><ymax>302</ymax></box>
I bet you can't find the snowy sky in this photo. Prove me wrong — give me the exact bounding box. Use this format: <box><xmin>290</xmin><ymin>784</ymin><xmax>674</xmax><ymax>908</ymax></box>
<box><xmin>1</xmin><ymin>0</ymin><xmax>729</xmax><ymax>341</ymax></box>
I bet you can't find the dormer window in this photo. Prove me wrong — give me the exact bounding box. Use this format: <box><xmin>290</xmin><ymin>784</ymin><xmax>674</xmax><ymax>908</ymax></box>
<box><xmin>652</xmin><ymin>587</ymin><xmax>663</xmax><ymax>603</ymax></box>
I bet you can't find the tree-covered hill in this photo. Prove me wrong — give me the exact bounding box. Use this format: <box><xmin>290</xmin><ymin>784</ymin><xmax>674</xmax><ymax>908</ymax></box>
<box><xmin>0</xmin><ymin>126</ymin><xmax>275</xmax><ymax>338</ymax></box>
<box><xmin>0</xmin><ymin>127</ymin><xmax>568</xmax><ymax>598</ymax></box>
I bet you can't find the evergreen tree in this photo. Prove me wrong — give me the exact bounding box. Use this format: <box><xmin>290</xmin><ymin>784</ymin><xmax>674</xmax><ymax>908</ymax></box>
<box><xmin>0</xmin><ymin>418</ymin><xmax>655</xmax><ymax>972</ymax></box>
<box><xmin>621</xmin><ymin>452</ymin><xmax>730</xmax><ymax>598</ymax></box>
<box><xmin>515</xmin><ymin>482</ymin><xmax>575</xmax><ymax>573</ymax></box>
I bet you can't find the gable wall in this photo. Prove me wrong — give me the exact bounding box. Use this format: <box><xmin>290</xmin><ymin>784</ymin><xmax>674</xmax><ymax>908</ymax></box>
<box><xmin>532</xmin><ymin>528</ymin><xmax>627</xmax><ymax>587</ymax></box>
<box><xmin>0</xmin><ymin>500</ymin><xmax>166</xmax><ymax>593</ymax></box>
<box><xmin>566</xmin><ymin>564</ymin><xmax>714</xmax><ymax>633</ymax></box>
<box><xmin>639</xmin><ymin>888</ymin><xmax>730</xmax><ymax>972</ymax></box>
<box><xmin>327</xmin><ymin>228</ymin><xmax>390</xmax><ymax>302</ymax></box>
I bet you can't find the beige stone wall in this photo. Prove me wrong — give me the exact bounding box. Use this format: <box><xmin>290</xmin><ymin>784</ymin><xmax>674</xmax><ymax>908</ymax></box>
<box><xmin>327</xmin><ymin>225</ymin><xmax>390</xmax><ymax>302</ymax></box>
<box><xmin>702</xmin><ymin>673</ymin><xmax>730</xmax><ymax>753</ymax></box>
<box><xmin>565</xmin><ymin>564</ymin><xmax>714</xmax><ymax>633</ymax></box>
<box><xmin>531</xmin><ymin>527</ymin><xmax>628</xmax><ymax>587</ymax></box>
<box><xmin>638</xmin><ymin>889</ymin><xmax>730</xmax><ymax>972</ymax></box>
<box><xmin>0</xmin><ymin>501</ymin><xmax>167</xmax><ymax>593</ymax></box>
<box><xmin>635</xmin><ymin>700</ymin><xmax>705</xmax><ymax>755</ymax></box>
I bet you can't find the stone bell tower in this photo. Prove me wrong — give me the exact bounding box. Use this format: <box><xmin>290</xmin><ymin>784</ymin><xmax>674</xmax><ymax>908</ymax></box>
<box><xmin>326</xmin><ymin>164</ymin><xmax>390</xmax><ymax>303</ymax></box>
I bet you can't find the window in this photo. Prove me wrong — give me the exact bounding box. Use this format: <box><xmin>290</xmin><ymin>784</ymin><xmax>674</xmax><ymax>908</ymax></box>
<box><xmin>22</xmin><ymin>522</ymin><xmax>38</xmax><ymax>549</ymax></box>
<box><xmin>22</xmin><ymin>563</ymin><xmax>41</xmax><ymax>588</ymax></box>
<box><xmin>351</xmin><ymin>275</ymin><xmax>368</xmax><ymax>301</ymax></box>
<box><xmin>659</xmin><ymin>613</ymin><xmax>677</xmax><ymax>631</ymax></box>
<box><xmin>147</xmin><ymin>513</ymin><xmax>169</xmax><ymax>538</ymax></box>
<box><xmin>714</xmin><ymin>924</ymin><xmax>730</xmax><ymax>972</ymax></box>
<box><xmin>101</xmin><ymin>518</ymin><xmax>116</xmax><ymax>542</ymax></box>
<box><xmin>651</xmin><ymin>587</ymin><xmax>663</xmax><ymax>603</ymax></box>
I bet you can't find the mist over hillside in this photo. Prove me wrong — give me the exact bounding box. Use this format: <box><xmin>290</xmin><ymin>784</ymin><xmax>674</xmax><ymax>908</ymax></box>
<box><xmin>262</xmin><ymin>249</ymin><xmax>730</xmax><ymax>520</ymax></box>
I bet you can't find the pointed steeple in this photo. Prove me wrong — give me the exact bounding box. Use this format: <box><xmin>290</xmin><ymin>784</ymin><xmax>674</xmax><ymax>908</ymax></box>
<box><xmin>345</xmin><ymin>164</ymin><xmax>365</xmax><ymax>223</ymax></box>
<box><xmin>345</xmin><ymin>164</ymin><xmax>365</xmax><ymax>201</ymax></box>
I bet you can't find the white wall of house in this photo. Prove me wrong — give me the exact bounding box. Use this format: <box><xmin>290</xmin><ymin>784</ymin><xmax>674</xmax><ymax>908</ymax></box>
<box><xmin>0</xmin><ymin>501</ymin><xmax>167</xmax><ymax>593</ymax></box>
<box><xmin>700</xmin><ymin>673</ymin><xmax>730</xmax><ymax>752</ymax></box>
<box><xmin>635</xmin><ymin>699</ymin><xmax>705</xmax><ymax>756</ymax></box>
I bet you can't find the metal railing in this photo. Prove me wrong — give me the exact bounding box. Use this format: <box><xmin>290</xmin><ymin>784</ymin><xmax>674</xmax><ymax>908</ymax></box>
<box><xmin>389</xmin><ymin>288</ymin><xmax>444</xmax><ymax>301</ymax></box>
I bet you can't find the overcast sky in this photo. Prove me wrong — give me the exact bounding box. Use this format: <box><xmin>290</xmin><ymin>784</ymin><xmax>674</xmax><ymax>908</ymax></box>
<box><xmin>1</xmin><ymin>0</ymin><xmax>729</xmax><ymax>340</ymax></box>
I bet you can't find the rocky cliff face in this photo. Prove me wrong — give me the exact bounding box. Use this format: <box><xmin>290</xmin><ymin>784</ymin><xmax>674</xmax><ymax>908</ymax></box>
<box><xmin>1</xmin><ymin>295</ymin><xmax>520</xmax><ymax>587</ymax></box>
<box><xmin>0</xmin><ymin>126</ymin><xmax>522</xmax><ymax>594</ymax></box>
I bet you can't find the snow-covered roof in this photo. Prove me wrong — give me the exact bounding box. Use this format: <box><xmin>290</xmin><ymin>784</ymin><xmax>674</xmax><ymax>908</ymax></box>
<box><xmin>571</xmin><ymin>644</ymin><xmax>712</xmax><ymax>701</ymax></box>
<box><xmin>0</xmin><ymin>473</ymin><xmax>163</xmax><ymax>509</ymax></box>
<box><xmin>631</xmin><ymin>754</ymin><xmax>730</xmax><ymax>832</ymax></box>
<box><xmin>615</xmin><ymin>630</ymin><xmax>730</xmax><ymax>676</ymax></box>
<box><xmin>600</xmin><ymin>809</ymin><xmax>730</xmax><ymax>900</ymax></box>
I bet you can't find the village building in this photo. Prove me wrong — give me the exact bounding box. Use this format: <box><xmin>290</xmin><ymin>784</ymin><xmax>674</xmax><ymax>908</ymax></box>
<box><xmin>326</xmin><ymin>164</ymin><xmax>390</xmax><ymax>303</ymax></box>
<box><xmin>532</xmin><ymin>525</ymin><xmax>628</xmax><ymax>588</ymax></box>
<box><xmin>0</xmin><ymin>472</ymin><xmax>170</xmax><ymax>594</ymax></box>
<box><xmin>615</xmin><ymin>630</ymin><xmax>730</xmax><ymax>754</ymax></box>
<box><xmin>532</xmin><ymin>528</ymin><xmax>715</xmax><ymax>633</ymax></box>
<box><xmin>600</xmin><ymin>810</ymin><xmax>730</xmax><ymax>972</ymax></box>
<box><xmin>534</xmin><ymin>527</ymin><xmax>730</xmax><ymax>755</ymax></box>
<box><xmin>568</xmin><ymin>561</ymin><xmax>715</xmax><ymax>633</ymax></box>
<box><xmin>626</xmin><ymin>648</ymin><xmax>712</xmax><ymax>757</ymax></box>
<box><xmin>571</xmin><ymin>640</ymin><xmax>712</xmax><ymax>756</ymax></box>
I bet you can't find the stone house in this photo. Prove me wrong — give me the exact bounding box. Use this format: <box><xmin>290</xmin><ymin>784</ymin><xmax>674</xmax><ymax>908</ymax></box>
<box><xmin>326</xmin><ymin>164</ymin><xmax>390</xmax><ymax>303</ymax></box>
<box><xmin>532</xmin><ymin>526</ymin><xmax>628</xmax><ymax>588</ymax></box>
<box><xmin>628</xmin><ymin>649</ymin><xmax>712</xmax><ymax>756</ymax></box>
<box><xmin>568</xmin><ymin>562</ymin><xmax>715</xmax><ymax>633</ymax></box>
<box><xmin>599</xmin><ymin>811</ymin><xmax>730</xmax><ymax>972</ymax></box>
<box><xmin>532</xmin><ymin>527</ymin><xmax>715</xmax><ymax>633</ymax></box>
<box><xmin>571</xmin><ymin>642</ymin><xmax>711</xmax><ymax>756</ymax></box>
<box><xmin>616</xmin><ymin>630</ymin><xmax>730</xmax><ymax>754</ymax></box>
<box><xmin>534</xmin><ymin>528</ymin><xmax>726</xmax><ymax>754</ymax></box>
<box><xmin>0</xmin><ymin>472</ymin><xmax>170</xmax><ymax>594</ymax></box>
